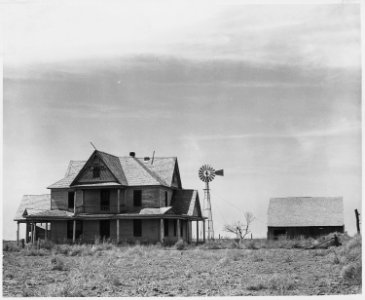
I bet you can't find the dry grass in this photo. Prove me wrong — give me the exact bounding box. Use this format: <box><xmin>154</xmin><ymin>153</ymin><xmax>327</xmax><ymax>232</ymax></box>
<box><xmin>2</xmin><ymin>234</ymin><xmax>361</xmax><ymax>296</ymax></box>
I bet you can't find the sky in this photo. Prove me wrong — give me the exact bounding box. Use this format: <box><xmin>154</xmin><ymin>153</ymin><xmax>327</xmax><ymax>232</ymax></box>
<box><xmin>1</xmin><ymin>0</ymin><xmax>362</xmax><ymax>240</ymax></box>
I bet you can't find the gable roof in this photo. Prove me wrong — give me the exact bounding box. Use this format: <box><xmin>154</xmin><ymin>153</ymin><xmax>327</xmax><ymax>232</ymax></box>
<box><xmin>48</xmin><ymin>151</ymin><xmax>180</xmax><ymax>189</ymax></box>
<box><xmin>170</xmin><ymin>189</ymin><xmax>202</xmax><ymax>217</ymax></box>
<box><xmin>268</xmin><ymin>197</ymin><xmax>344</xmax><ymax>227</ymax></box>
<box><xmin>14</xmin><ymin>194</ymin><xmax>51</xmax><ymax>221</ymax></box>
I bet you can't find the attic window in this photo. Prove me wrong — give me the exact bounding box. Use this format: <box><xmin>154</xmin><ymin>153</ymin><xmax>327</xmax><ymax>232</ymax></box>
<box><xmin>93</xmin><ymin>166</ymin><xmax>101</xmax><ymax>178</ymax></box>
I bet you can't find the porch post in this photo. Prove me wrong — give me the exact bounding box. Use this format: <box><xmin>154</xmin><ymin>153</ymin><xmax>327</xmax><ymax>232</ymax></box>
<box><xmin>203</xmin><ymin>220</ymin><xmax>206</xmax><ymax>243</ymax></box>
<box><xmin>33</xmin><ymin>222</ymin><xmax>36</xmax><ymax>244</ymax></box>
<box><xmin>116</xmin><ymin>189</ymin><xmax>120</xmax><ymax>244</ymax></box>
<box><xmin>45</xmin><ymin>223</ymin><xmax>48</xmax><ymax>241</ymax></box>
<box><xmin>160</xmin><ymin>219</ymin><xmax>164</xmax><ymax>243</ymax></box>
<box><xmin>177</xmin><ymin>219</ymin><xmax>181</xmax><ymax>240</ymax></box>
<box><xmin>196</xmin><ymin>220</ymin><xmax>199</xmax><ymax>245</ymax></box>
<box><xmin>16</xmin><ymin>222</ymin><xmax>19</xmax><ymax>245</ymax></box>
<box><xmin>73</xmin><ymin>191</ymin><xmax>77</xmax><ymax>215</ymax></box>
<box><xmin>25</xmin><ymin>222</ymin><xmax>29</xmax><ymax>243</ymax></box>
<box><xmin>73</xmin><ymin>220</ymin><xmax>76</xmax><ymax>243</ymax></box>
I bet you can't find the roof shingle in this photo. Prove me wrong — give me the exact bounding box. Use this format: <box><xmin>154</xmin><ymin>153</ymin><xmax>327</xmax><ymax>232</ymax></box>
<box><xmin>267</xmin><ymin>197</ymin><xmax>344</xmax><ymax>227</ymax></box>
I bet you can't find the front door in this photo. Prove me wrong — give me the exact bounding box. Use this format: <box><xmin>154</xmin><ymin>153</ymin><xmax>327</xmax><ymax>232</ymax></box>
<box><xmin>99</xmin><ymin>220</ymin><xmax>110</xmax><ymax>241</ymax></box>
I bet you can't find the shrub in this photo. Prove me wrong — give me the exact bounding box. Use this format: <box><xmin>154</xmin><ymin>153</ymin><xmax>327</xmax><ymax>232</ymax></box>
<box><xmin>246</xmin><ymin>240</ymin><xmax>258</xmax><ymax>250</ymax></box>
<box><xmin>175</xmin><ymin>239</ymin><xmax>187</xmax><ymax>250</ymax></box>
<box><xmin>39</xmin><ymin>240</ymin><xmax>55</xmax><ymax>250</ymax></box>
<box><xmin>341</xmin><ymin>263</ymin><xmax>361</xmax><ymax>285</ymax></box>
<box><xmin>3</xmin><ymin>242</ymin><xmax>20</xmax><ymax>252</ymax></box>
<box><xmin>51</xmin><ymin>256</ymin><xmax>67</xmax><ymax>271</ymax></box>
<box><xmin>246</xmin><ymin>283</ymin><xmax>266</xmax><ymax>291</ymax></box>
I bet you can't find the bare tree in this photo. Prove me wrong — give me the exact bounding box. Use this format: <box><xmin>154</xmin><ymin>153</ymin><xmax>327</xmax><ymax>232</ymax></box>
<box><xmin>223</xmin><ymin>212</ymin><xmax>255</xmax><ymax>240</ymax></box>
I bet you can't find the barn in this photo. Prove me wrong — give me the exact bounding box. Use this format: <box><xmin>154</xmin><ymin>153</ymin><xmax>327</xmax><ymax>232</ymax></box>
<box><xmin>267</xmin><ymin>197</ymin><xmax>344</xmax><ymax>239</ymax></box>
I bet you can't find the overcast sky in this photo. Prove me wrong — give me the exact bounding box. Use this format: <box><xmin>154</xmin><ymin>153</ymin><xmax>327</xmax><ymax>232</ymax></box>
<box><xmin>2</xmin><ymin>0</ymin><xmax>362</xmax><ymax>239</ymax></box>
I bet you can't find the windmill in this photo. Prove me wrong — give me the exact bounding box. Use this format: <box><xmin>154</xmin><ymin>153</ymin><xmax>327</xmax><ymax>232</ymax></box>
<box><xmin>198</xmin><ymin>164</ymin><xmax>224</xmax><ymax>240</ymax></box>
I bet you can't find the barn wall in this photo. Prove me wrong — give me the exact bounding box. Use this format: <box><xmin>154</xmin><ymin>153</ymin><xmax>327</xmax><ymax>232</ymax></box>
<box><xmin>267</xmin><ymin>226</ymin><xmax>345</xmax><ymax>239</ymax></box>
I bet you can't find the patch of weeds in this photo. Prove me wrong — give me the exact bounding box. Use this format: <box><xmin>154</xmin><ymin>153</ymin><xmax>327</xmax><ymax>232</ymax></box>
<box><xmin>267</xmin><ymin>273</ymin><xmax>297</xmax><ymax>292</ymax></box>
<box><xmin>246</xmin><ymin>240</ymin><xmax>258</xmax><ymax>250</ymax></box>
<box><xmin>252</xmin><ymin>250</ymin><xmax>265</xmax><ymax>262</ymax></box>
<box><xmin>175</xmin><ymin>239</ymin><xmax>187</xmax><ymax>250</ymax></box>
<box><xmin>51</xmin><ymin>256</ymin><xmax>67</xmax><ymax>271</ymax></box>
<box><xmin>284</xmin><ymin>253</ymin><xmax>294</xmax><ymax>263</ymax></box>
<box><xmin>246</xmin><ymin>282</ymin><xmax>267</xmax><ymax>291</ymax></box>
<box><xmin>22</xmin><ymin>248</ymin><xmax>49</xmax><ymax>256</ymax></box>
<box><xmin>341</xmin><ymin>263</ymin><xmax>362</xmax><ymax>285</ymax></box>
<box><xmin>3</xmin><ymin>242</ymin><xmax>21</xmax><ymax>252</ymax></box>
<box><xmin>312</xmin><ymin>249</ymin><xmax>327</xmax><ymax>257</ymax></box>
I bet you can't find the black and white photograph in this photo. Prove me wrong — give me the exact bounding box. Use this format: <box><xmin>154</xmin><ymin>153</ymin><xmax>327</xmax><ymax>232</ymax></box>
<box><xmin>1</xmin><ymin>0</ymin><xmax>362</xmax><ymax>297</ymax></box>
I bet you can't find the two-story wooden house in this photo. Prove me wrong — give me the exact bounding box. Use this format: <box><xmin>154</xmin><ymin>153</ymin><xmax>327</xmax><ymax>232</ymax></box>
<box><xmin>14</xmin><ymin>150</ymin><xmax>206</xmax><ymax>244</ymax></box>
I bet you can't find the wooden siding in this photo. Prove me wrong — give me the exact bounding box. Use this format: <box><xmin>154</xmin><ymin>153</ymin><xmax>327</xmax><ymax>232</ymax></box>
<box><xmin>82</xmin><ymin>189</ymin><xmax>119</xmax><ymax>213</ymax></box>
<box><xmin>76</xmin><ymin>155</ymin><xmax>117</xmax><ymax>184</ymax></box>
<box><xmin>267</xmin><ymin>226</ymin><xmax>345</xmax><ymax>240</ymax></box>
<box><xmin>51</xmin><ymin>190</ymin><xmax>68</xmax><ymax>211</ymax></box>
<box><xmin>50</xmin><ymin>221</ymin><xmax>67</xmax><ymax>243</ymax></box>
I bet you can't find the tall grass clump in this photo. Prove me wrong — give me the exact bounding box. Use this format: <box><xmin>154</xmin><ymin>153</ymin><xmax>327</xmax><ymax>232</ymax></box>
<box><xmin>338</xmin><ymin>234</ymin><xmax>361</xmax><ymax>285</ymax></box>
<box><xmin>174</xmin><ymin>239</ymin><xmax>187</xmax><ymax>250</ymax></box>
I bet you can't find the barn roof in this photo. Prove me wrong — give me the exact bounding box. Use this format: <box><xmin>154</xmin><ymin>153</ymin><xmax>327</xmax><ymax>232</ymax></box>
<box><xmin>48</xmin><ymin>150</ymin><xmax>180</xmax><ymax>189</ymax></box>
<box><xmin>268</xmin><ymin>197</ymin><xmax>344</xmax><ymax>227</ymax></box>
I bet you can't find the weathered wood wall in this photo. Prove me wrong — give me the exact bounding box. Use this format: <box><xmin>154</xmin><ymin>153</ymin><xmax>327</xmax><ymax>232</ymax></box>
<box><xmin>50</xmin><ymin>187</ymin><xmax>174</xmax><ymax>214</ymax></box>
<box><xmin>267</xmin><ymin>226</ymin><xmax>345</xmax><ymax>240</ymax></box>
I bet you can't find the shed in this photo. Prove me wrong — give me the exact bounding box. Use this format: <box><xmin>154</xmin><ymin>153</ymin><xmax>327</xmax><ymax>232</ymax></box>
<box><xmin>267</xmin><ymin>197</ymin><xmax>344</xmax><ymax>239</ymax></box>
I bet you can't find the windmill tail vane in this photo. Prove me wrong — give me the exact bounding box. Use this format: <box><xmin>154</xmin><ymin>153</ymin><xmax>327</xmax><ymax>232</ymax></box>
<box><xmin>198</xmin><ymin>164</ymin><xmax>224</xmax><ymax>240</ymax></box>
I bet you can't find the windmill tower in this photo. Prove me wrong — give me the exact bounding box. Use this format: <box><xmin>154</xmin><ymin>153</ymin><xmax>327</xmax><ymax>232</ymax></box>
<box><xmin>198</xmin><ymin>164</ymin><xmax>224</xmax><ymax>240</ymax></box>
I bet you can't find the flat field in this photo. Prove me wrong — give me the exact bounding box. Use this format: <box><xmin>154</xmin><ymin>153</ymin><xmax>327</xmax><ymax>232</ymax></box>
<box><xmin>2</xmin><ymin>236</ymin><xmax>361</xmax><ymax>296</ymax></box>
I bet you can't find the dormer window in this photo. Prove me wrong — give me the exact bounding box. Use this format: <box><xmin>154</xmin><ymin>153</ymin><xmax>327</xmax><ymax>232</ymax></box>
<box><xmin>93</xmin><ymin>166</ymin><xmax>100</xmax><ymax>178</ymax></box>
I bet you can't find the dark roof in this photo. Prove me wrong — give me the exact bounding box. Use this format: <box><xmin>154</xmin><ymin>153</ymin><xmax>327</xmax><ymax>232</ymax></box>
<box><xmin>268</xmin><ymin>197</ymin><xmax>344</xmax><ymax>227</ymax></box>
<box><xmin>170</xmin><ymin>189</ymin><xmax>201</xmax><ymax>217</ymax></box>
<box><xmin>14</xmin><ymin>194</ymin><xmax>51</xmax><ymax>221</ymax></box>
<box><xmin>48</xmin><ymin>151</ymin><xmax>179</xmax><ymax>189</ymax></box>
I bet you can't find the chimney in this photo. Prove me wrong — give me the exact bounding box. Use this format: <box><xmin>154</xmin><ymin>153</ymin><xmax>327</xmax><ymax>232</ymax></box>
<box><xmin>129</xmin><ymin>152</ymin><xmax>136</xmax><ymax>157</ymax></box>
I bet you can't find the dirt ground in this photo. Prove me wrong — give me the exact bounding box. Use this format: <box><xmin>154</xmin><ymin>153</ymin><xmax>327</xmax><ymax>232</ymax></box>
<box><xmin>2</xmin><ymin>242</ymin><xmax>361</xmax><ymax>297</ymax></box>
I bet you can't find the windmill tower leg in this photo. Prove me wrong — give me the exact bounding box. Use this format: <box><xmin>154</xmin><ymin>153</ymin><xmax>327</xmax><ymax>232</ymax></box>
<box><xmin>203</xmin><ymin>181</ymin><xmax>214</xmax><ymax>240</ymax></box>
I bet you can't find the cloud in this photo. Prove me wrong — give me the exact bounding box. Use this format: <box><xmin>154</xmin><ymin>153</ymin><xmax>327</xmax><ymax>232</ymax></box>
<box><xmin>181</xmin><ymin>121</ymin><xmax>360</xmax><ymax>141</ymax></box>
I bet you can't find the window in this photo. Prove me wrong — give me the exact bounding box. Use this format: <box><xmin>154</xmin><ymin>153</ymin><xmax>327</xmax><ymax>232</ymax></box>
<box><xmin>68</xmin><ymin>192</ymin><xmax>75</xmax><ymax>209</ymax></box>
<box><xmin>173</xmin><ymin>220</ymin><xmax>177</xmax><ymax>236</ymax></box>
<box><xmin>165</xmin><ymin>191</ymin><xmax>168</xmax><ymax>206</ymax></box>
<box><xmin>164</xmin><ymin>220</ymin><xmax>169</xmax><ymax>236</ymax></box>
<box><xmin>133</xmin><ymin>190</ymin><xmax>142</xmax><ymax>207</ymax></box>
<box><xmin>67</xmin><ymin>220</ymin><xmax>83</xmax><ymax>240</ymax></box>
<box><xmin>133</xmin><ymin>220</ymin><xmax>142</xmax><ymax>237</ymax></box>
<box><xmin>93</xmin><ymin>166</ymin><xmax>100</xmax><ymax>178</ymax></box>
<box><xmin>100</xmin><ymin>190</ymin><xmax>110</xmax><ymax>211</ymax></box>
<box><xmin>180</xmin><ymin>221</ymin><xmax>183</xmax><ymax>237</ymax></box>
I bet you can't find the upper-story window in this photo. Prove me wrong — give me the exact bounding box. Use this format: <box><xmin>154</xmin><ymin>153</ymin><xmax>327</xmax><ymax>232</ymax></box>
<box><xmin>133</xmin><ymin>190</ymin><xmax>142</xmax><ymax>207</ymax></box>
<box><xmin>93</xmin><ymin>166</ymin><xmax>101</xmax><ymax>178</ymax></box>
<box><xmin>68</xmin><ymin>191</ymin><xmax>75</xmax><ymax>209</ymax></box>
<box><xmin>165</xmin><ymin>191</ymin><xmax>168</xmax><ymax>206</ymax></box>
<box><xmin>100</xmin><ymin>189</ymin><xmax>110</xmax><ymax>211</ymax></box>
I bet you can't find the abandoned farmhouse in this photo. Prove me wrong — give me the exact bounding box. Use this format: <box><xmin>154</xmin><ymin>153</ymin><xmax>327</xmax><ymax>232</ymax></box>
<box><xmin>14</xmin><ymin>150</ymin><xmax>206</xmax><ymax>244</ymax></box>
<box><xmin>267</xmin><ymin>197</ymin><xmax>344</xmax><ymax>239</ymax></box>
